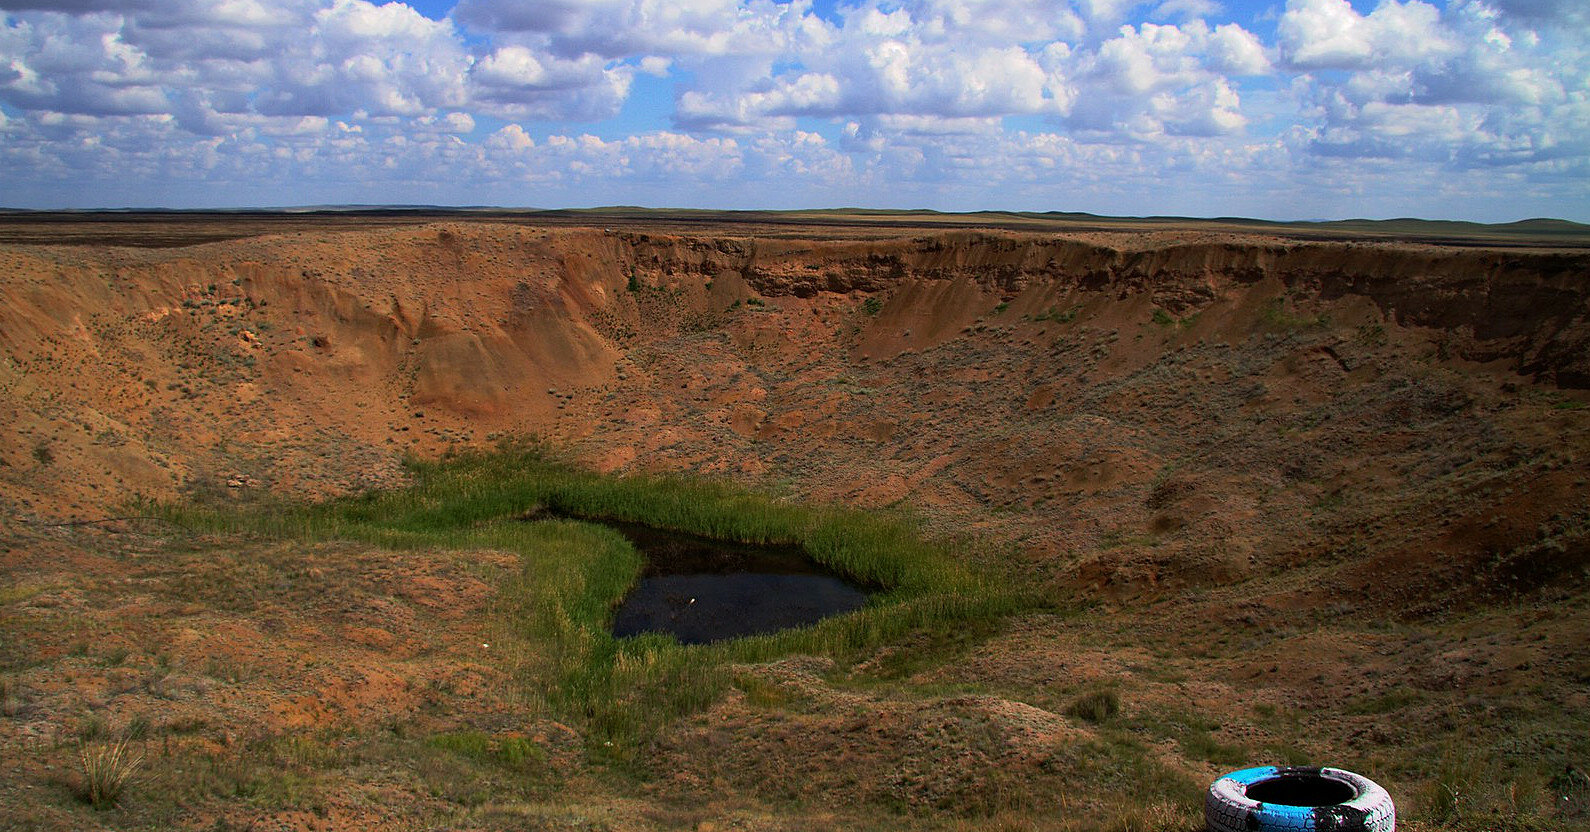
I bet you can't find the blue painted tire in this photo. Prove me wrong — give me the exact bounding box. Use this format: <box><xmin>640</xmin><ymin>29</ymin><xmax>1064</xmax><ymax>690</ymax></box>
<box><xmin>1206</xmin><ymin>766</ymin><xmax>1395</xmax><ymax>832</ymax></box>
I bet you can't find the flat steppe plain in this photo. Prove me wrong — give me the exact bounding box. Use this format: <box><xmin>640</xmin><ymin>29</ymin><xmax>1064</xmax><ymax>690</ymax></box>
<box><xmin>1</xmin><ymin>210</ymin><xmax>1587</xmax><ymax>831</ymax></box>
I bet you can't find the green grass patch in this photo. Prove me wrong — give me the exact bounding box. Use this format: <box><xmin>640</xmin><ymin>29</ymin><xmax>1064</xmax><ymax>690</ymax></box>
<box><xmin>1261</xmin><ymin>297</ymin><xmax>1329</xmax><ymax>330</ymax></box>
<box><xmin>1149</xmin><ymin>308</ymin><xmax>1203</xmax><ymax>330</ymax></box>
<box><xmin>1049</xmin><ymin>733</ymin><xmax>1204</xmax><ymax>810</ymax></box>
<box><xmin>731</xmin><ymin>672</ymin><xmax>793</xmax><ymax>709</ymax></box>
<box><xmin>1344</xmin><ymin>685</ymin><xmax>1425</xmax><ymax>716</ymax></box>
<box><xmin>263</xmin><ymin>732</ymin><xmax>350</xmax><ymax>771</ymax></box>
<box><xmin>0</xmin><ymin>581</ymin><xmax>49</xmax><ymax>605</ymax></box>
<box><xmin>149</xmin><ymin>441</ymin><xmax>1031</xmax><ymax>766</ymax></box>
<box><xmin>1125</xmin><ymin>708</ymin><xmax>1248</xmax><ymax>767</ymax></box>
<box><xmin>427</xmin><ymin>731</ymin><xmax>549</xmax><ymax>773</ymax></box>
<box><xmin>850</xmin><ymin>616</ymin><xmax>1005</xmax><ymax>682</ymax></box>
<box><xmin>1033</xmin><ymin>305</ymin><xmax>1080</xmax><ymax>323</ymax></box>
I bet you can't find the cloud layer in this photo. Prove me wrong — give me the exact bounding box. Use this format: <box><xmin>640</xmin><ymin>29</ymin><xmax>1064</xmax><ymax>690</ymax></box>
<box><xmin>1</xmin><ymin>0</ymin><xmax>1585</xmax><ymax>220</ymax></box>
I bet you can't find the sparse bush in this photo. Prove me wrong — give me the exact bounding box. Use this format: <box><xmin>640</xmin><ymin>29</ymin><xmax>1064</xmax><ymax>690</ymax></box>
<box><xmin>78</xmin><ymin>715</ymin><xmax>108</xmax><ymax>741</ymax></box>
<box><xmin>1066</xmin><ymin>688</ymin><xmax>1120</xmax><ymax>723</ymax></box>
<box><xmin>267</xmin><ymin>732</ymin><xmax>344</xmax><ymax>770</ymax></box>
<box><xmin>1034</xmin><ymin>305</ymin><xmax>1081</xmax><ymax>324</ymax></box>
<box><xmin>1344</xmin><ymin>685</ymin><xmax>1423</xmax><ymax>715</ymax></box>
<box><xmin>1261</xmin><ymin>297</ymin><xmax>1329</xmax><ymax>330</ymax></box>
<box><xmin>862</xmin><ymin>296</ymin><xmax>883</xmax><ymax>316</ymax></box>
<box><xmin>125</xmin><ymin>715</ymin><xmax>151</xmax><ymax>740</ymax></box>
<box><xmin>733</xmin><ymin>672</ymin><xmax>790</xmax><ymax>709</ymax></box>
<box><xmin>426</xmin><ymin>730</ymin><xmax>491</xmax><ymax>759</ymax></box>
<box><xmin>495</xmin><ymin>736</ymin><xmax>547</xmax><ymax>772</ymax></box>
<box><xmin>1425</xmin><ymin>765</ymin><xmax>1470</xmax><ymax>825</ymax></box>
<box><xmin>427</xmin><ymin>731</ymin><xmax>548</xmax><ymax>773</ymax></box>
<box><xmin>1179</xmin><ymin>723</ymin><xmax>1246</xmax><ymax>766</ymax></box>
<box><xmin>0</xmin><ymin>677</ymin><xmax>21</xmax><ymax>717</ymax></box>
<box><xmin>32</xmin><ymin>442</ymin><xmax>53</xmax><ymax>465</ymax></box>
<box><xmin>78</xmin><ymin>737</ymin><xmax>144</xmax><ymax>809</ymax></box>
<box><xmin>1417</xmin><ymin>743</ymin><xmax>1568</xmax><ymax>828</ymax></box>
<box><xmin>1102</xmin><ymin>800</ymin><xmax>1199</xmax><ymax>832</ymax></box>
<box><xmin>1553</xmin><ymin>765</ymin><xmax>1590</xmax><ymax>823</ymax></box>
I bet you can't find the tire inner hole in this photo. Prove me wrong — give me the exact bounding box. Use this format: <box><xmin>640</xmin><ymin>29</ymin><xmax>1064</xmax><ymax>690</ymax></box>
<box><xmin>1246</xmin><ymin>775</ymin><xmax>1357</xmax><ymax>807</ymax></box>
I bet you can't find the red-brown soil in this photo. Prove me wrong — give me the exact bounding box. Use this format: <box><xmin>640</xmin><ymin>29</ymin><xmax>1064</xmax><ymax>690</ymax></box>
<box><xmin>2</xmin><ymin>215</ymin><xmax>1587</xmax><ymax>830</ymax></box>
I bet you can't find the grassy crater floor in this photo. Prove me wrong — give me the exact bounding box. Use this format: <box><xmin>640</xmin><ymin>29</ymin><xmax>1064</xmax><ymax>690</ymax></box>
<box><xmin>1</xmin><ymin>446</ymin><xmax>1587</xmax><ymax>831</ymax></box>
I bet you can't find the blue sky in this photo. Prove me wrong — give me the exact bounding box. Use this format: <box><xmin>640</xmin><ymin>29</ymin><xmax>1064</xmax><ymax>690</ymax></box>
<box><xmin>1</xmin><ymin>0</ymin><xmax>1586</xmax><ymax>221</ymax></box>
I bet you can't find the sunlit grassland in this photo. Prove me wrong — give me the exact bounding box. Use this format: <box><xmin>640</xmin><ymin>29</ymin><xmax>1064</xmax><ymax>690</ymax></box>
<box><xmin>150</xmin><ymin>442</ymin><xmax>1035</xmax><ymax>763</ymax></box>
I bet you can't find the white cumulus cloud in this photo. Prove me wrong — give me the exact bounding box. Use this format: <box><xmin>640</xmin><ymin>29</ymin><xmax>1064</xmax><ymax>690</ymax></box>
<box><xmin>0</xmin><ymin>0</ymin><xmax>1584</xmax><ymax>218</ymax></box>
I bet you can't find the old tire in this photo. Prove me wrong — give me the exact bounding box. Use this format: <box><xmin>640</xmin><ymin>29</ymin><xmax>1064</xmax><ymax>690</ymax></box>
<box><xmin>1206</xmin><ymin>766</ymin><xmax>1395</xmax><ymax>832</ymax></box>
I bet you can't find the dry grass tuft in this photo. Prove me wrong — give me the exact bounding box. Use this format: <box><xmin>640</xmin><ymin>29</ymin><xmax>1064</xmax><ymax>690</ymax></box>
<box><xmin>78</xmin><ymin>737</ymin><xmax>145</xmax><ymax>809</ymax></box>
<box><xmin>1065</xmin><ymin>687</ymin><xmax>1120</xmax><ymax>724</ymax></box>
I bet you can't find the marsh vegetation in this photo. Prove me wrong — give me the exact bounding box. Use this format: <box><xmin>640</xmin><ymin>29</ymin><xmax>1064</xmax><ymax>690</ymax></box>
<box><xmin>156</xmin><ymin>441</ymin><xmax>1029</xmax><ymax>762</ymax></box>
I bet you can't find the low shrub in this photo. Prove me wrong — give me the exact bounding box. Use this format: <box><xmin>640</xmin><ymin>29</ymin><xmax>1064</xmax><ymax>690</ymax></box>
<box><xmin>1066</xmin><ymin>688</ymin><xmax>1121</xmax><ymax>724</ymax></box>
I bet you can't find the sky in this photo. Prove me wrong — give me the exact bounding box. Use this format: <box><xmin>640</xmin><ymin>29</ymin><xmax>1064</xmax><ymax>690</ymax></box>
<box><xmin>1</xmin><ymin>0</ymin><xmax>1586</xmax><ymax>221</ymax></box>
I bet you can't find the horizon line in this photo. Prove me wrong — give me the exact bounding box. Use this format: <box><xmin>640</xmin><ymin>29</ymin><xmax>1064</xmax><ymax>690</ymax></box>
<box><xmin>2</xmin><ymin>204</ymin><xmax>1587</xmax><ymax>231</ymax></box>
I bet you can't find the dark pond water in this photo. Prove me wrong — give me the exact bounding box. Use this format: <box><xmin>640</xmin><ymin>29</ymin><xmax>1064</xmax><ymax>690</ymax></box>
<box><xmin>593</xmin><ymin>518</ymin><xmax>872</xmax><ymax>645</ymax></box>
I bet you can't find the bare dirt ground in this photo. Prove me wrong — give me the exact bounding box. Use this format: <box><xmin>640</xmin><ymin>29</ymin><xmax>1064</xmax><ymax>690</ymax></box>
<box><xmin>1</xmin><ymin>213</ymin><xmax>1588</xmax><ymax>831</ymax></box>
